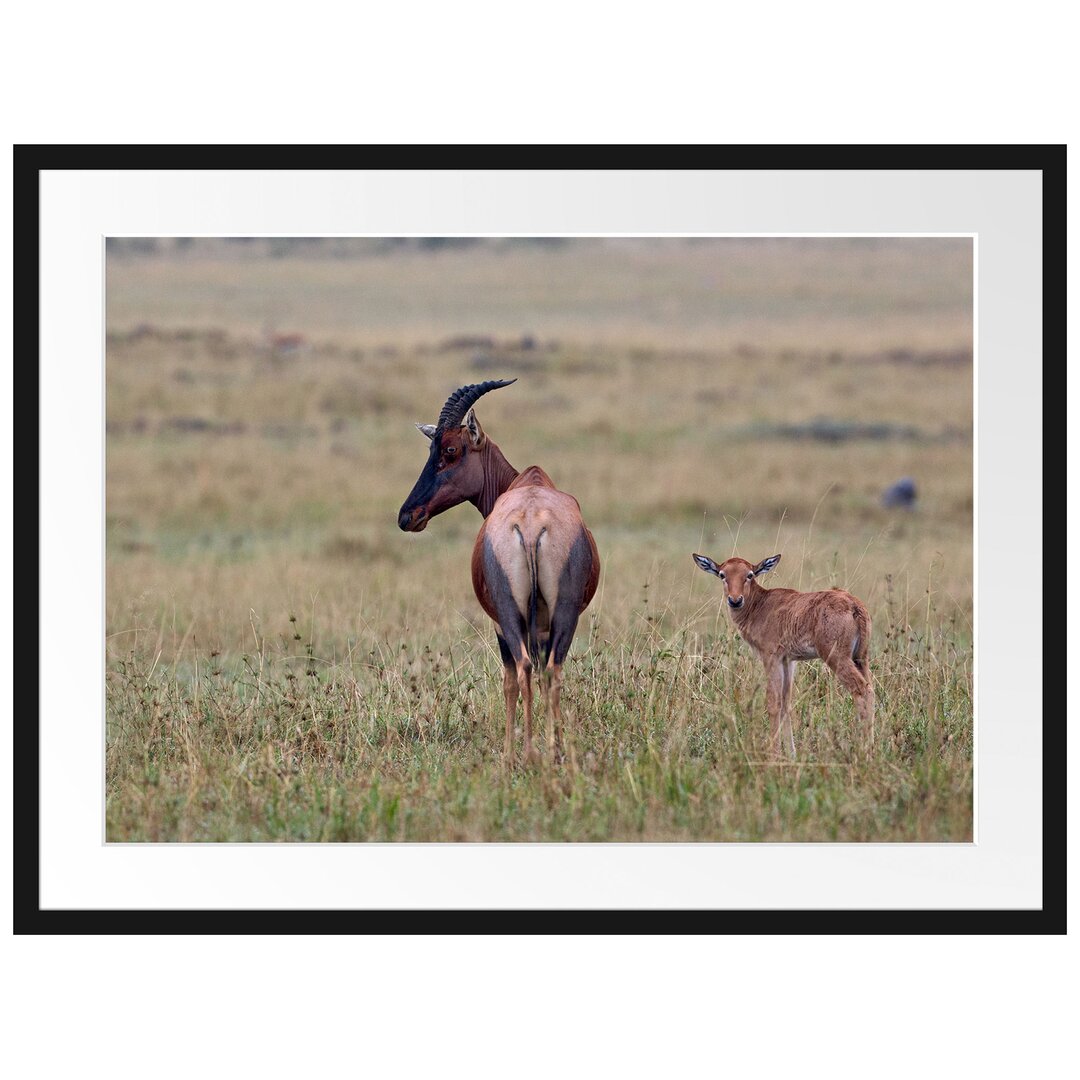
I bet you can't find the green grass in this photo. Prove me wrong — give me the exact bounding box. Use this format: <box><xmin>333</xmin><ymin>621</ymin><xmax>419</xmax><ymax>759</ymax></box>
<box><xmin>105</xmin><ymin>588</ymin><xmax>971</xmax><ymax>841</ymax></box>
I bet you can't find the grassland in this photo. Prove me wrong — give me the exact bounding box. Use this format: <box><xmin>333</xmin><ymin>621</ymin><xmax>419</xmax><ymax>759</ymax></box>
<box><xmin>105</xmin><ymin>238</ymin><xmax>973</xmax><ymax>841</ymax></box>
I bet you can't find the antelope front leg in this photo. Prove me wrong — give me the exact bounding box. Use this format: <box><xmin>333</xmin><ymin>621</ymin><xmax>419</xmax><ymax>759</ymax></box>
<box><xmin>764</xmin><ymin>658</ymin><xmax>786</xmax><ymax>758</ymax></box>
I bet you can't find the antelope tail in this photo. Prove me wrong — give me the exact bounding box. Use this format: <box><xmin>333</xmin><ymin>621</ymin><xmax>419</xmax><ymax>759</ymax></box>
<box><xmin>526</xmin><ymin>530</ymin><xmax>545</xmax><ymax>669</ymax></box>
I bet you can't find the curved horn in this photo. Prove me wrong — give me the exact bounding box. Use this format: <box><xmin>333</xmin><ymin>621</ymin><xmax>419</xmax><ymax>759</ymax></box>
<box><xmin>436</xmin><ymin>379</ymin><xmax>517</xmax><ymax>431</ymax></box>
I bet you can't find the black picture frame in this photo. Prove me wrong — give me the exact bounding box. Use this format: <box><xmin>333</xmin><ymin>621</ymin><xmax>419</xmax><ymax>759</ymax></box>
<box><xmin>15</xmin><ymin>144</ymin><xmax>1064</xmax><ymax>933</ymax></box>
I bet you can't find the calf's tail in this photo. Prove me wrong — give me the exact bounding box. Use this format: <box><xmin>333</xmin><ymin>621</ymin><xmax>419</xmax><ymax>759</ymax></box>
<box><xmin>852</xmin><ymin>604</ymin><xmax>872</xmax><ymax>674</ymax></box>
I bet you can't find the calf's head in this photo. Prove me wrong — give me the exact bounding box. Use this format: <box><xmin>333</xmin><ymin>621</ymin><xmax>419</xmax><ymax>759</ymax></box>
<box><xmin>692</xmin><ymin>552</ymin><xmax>781</xmax><ymax>609</ymax></box>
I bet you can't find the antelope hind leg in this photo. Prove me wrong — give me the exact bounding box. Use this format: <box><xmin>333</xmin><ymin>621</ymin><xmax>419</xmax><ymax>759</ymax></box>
<box><xmin>516</xmin><ymin>656</ymin><xmax>536</xmax><ymax>765</ymax></box>
<box><xmin>501</xmin><ymin>664</ymin><xmax>519</xmax><ymax>763</ymax></box>
<box><xmin>544</xmin><ymin>659</ymin><xmax>566</xmax><ymax>762</ymax></box>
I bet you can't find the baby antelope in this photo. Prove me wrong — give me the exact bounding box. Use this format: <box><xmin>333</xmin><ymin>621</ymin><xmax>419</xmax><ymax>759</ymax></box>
<box><xmin>692</xmin><ymin>552</ymin><xmax>874</xmax><ymax>756</ymax></box>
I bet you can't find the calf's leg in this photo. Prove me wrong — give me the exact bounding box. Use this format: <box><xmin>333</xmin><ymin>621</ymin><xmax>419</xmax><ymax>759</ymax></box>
<box><xmin>764</xmin><ymin>658</ymin><xmax>786</xmax><ymax>758</ymax></box>
<box><xmin>825</xmin><ymin>654</ymin><xmax>873</xmax><ymax>752</ymax></box>
<box><xmin>780</xmin><ymin>659</ymin><xmax>797</xmax><ymax>756</ymax></box>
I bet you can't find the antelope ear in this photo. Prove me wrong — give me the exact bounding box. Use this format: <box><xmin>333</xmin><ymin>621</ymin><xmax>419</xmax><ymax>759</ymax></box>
<box><xmin>462</xmin><ymin>408</ymin><xmax>486</xmax><ymax>449</ymax></box>
<box><xmin>753</xmin><ymin>554</ymin><xmax>781</xmax><ymax>576</ymax></box>
<box><xmin>415</xmin><ymin>423</ymin><xmax>437</xmax><ymax>440</ymax></box>
<box><xmin>692</xmin><ymin>553</ymin><xmax>721</xmax><ymax>576</ymax></box>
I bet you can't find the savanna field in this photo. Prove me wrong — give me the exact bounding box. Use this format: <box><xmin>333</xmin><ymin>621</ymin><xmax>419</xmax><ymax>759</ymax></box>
<box><xmin>105</xmin><ymin>238</ymin><xmax>974</xmax><ymax>841</ymax></box>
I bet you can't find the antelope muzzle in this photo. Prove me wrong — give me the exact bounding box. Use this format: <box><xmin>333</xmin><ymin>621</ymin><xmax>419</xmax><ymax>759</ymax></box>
<box><xmin>398</xmin><ymin>504</ymin><xmax>429</xmax><ymax>532</ymax></box>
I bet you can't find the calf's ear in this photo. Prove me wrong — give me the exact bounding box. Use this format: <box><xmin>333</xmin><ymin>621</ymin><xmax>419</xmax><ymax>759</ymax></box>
<box><xmin>692</xmin><ymin>553</ymin><xmax>721</xmax><ymax>576</ymax></box>
<box><xmin>753</xmin><ymin>554</ymin><xmax>782</xmax><ymax>576</ymax></box>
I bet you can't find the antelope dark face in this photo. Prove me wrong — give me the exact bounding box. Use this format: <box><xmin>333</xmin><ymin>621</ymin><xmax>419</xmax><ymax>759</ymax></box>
<box><xmin>398</xmin><ymin>414</ymin><xmax>487</xmax><ymax>531</ymax></box>
<box><xmin>398</xmin><ymin>379</ymin><xmax>516</xmax><ymax>532</ymax></box>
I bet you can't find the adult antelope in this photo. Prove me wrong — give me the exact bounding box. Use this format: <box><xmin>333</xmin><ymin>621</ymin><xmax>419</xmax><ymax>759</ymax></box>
<box><xmin>399</xmin><ymin>380</ymin><xmax>600</xmax><ymax>765</ymax></box>
<box><xmin>692</xmin><ymin>552</ymin><xmax>874</xmax><ymax>756</ymax></box>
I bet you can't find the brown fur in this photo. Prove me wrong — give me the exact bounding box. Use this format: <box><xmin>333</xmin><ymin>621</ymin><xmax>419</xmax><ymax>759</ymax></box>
<box><xmin>403</xmin><ymin>404</ymin><xmax>600</xmax><ymax>765</ymax></box>
<box><xmin>693</xmin><ymin>553</ymin><xmax>874</xmax><ymax>756</ymax></box>
<box><xmin>474</xmin><ymin>468</ymin><xmax>599</xmax><ymax>763</ymax></box>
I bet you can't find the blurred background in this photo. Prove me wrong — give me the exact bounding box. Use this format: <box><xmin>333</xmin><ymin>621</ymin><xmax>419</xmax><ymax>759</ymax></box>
<box><xmin>107</xmin><ymin>236</ymin><xmax>972</xmax><ymax>639</ymax></box>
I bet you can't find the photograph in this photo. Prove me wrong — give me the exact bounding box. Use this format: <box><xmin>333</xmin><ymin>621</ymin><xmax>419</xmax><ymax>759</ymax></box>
<box><xmin>104</xmin><ymin>234</ymin><xmax>974</xmax><ymax>843</ymax></box>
